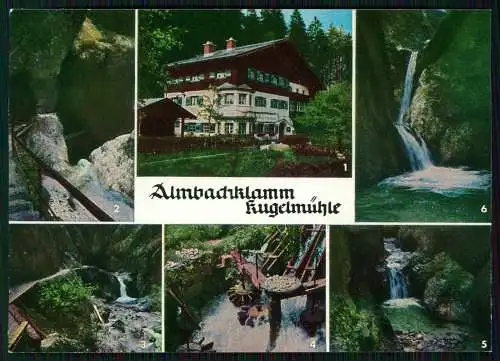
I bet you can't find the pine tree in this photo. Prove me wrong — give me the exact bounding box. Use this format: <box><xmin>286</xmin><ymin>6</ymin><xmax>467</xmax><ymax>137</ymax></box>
<box><xmin>241</xmin><ymin>10</ymin><xmax>263</xmax><ymax>44</ymax></box>
<box><xmin>260</xmin><ymin>10</ymin><xmax>287</xmax><ymax>41</ymax></box>
<box><xmin>326</xmin><ymin>26</ymin><xmax>352</xmax><ymax>84</ymax></box>
<box><xmin>306</xmin><ymin>16</ymin><xmax>330</xmax><ymax>84</ymax></box>
<box><xmin>288</xmin><ymin>10</ymin><xmax>309</xmax><ymax>58</ymax></box>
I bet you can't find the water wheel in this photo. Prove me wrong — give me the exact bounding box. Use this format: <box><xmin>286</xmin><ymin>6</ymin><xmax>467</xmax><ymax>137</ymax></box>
<box><xmin>227</xmin><ymin>282</ymin><xmax>258</xmax><ymax>307</ymax></box>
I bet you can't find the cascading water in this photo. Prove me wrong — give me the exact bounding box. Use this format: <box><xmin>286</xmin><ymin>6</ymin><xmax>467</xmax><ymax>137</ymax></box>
<box><xmin>376</xmin><ymin>51</ymin><xmax>491</xmax><ymax>196</ymax></box>
<box><xmin>395</xmin><ymin>51</ymin><xmax>433</xmax><ymax>171</ymax></box>
<box><xmin>384</xmin><ymin>238</ymin><xmax>411</xmax><ymax>300</ymax></box>
<box><xmin>192</xmin><ymin>295</ymin><xmax>325</xmax><ymax>352</ymax></box>
<box><xmin>115</xmin><ymin>272</ymin><xmax>137</xmax><ymax>304</ymax></box>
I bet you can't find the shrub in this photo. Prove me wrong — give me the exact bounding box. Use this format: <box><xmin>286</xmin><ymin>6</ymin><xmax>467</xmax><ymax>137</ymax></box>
<box><xmin>330</xmin><ymin>294</ymin><xmax>381</xmax><ymax>351</ymax></box>
<box><xmin>38</xmin><ymin>274</ymin><xmax>95</xmax><ymax>318</ymax></box>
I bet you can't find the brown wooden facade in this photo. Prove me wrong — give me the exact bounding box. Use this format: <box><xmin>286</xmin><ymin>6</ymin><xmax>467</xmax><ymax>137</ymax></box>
<box><xmin>165</xmin><ymin>39</ymin><xmax>323</xmax><ymax>99</ymax></box>
<box><xmin>138</xmin><ymin>98</ymin><xmax>196</xmax><ymax>137</ymax></box>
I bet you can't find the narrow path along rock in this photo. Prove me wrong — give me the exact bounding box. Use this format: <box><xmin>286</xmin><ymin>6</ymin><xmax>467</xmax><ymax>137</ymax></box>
<box><xmin>8</xmin><ymin>134</ymin><xmax>40</xmax><ymax>221</ymax></box>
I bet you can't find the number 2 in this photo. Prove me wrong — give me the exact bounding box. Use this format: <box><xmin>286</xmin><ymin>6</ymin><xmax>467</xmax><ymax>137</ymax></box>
<box><xmin>114</xmin><ymin>204</ymin><xmax>120</xmax><ymax>213</ymax></box>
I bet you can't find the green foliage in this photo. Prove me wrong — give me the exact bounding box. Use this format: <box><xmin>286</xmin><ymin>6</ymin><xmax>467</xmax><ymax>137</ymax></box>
<box><xmin>149</xmin><ymin>283</ymin><xmax>162</xmax><ymax>312</ymax></box>
<box><xmin>38</xmin><ymin>274</ymin><xmax>95</xmax><ymax>317</ymax></box>
<box><xmin>197</xmin><ymin>85</ymin><xmax>224</xmax><ymax>125</ymax></box>
<box><xmin>418</xmin><ymin>11</ymin><xmax>491</xmax><ymax>168</ymax></box>
<box><xmin>138</xmin><ymin>148</ymin><xmax>282</xmax><ymax>177</ymax></box>
<box><xmin>295</xmin><ymin>82</ymin><xmax>352</xmax><ymax>150</ymax></box>
<box><xmin>381</xmin><ymin>10</ymin><xmax>443</xmax><ymax>50</ymax></box>
<box><xmin>260</xmin><ymin>10</ymin><xmax>287</xmax><ymax>41</ymax></box>
<box><xmin>165</xmin><ymin>225</ymin><xmax>227</xmax><ymax>250</ymax></box>
<box><xmin>330</xmin><ymin>294</ymin><xmax>381</xmax><ymax>351</ymax></box>
<box><xmin>138</xmin><ymin>10</ymin><xmax>352</xmax><ymax>96</ymax></box>
<box><xmin>138</xmin><ymin>10</ymin><xmax>184</xmax><ymax>97</ymax></box>
<box><xmin>10</xmin><ymin>10</ymin><xmax>85</xmax><ymax>77</ymax></box>
<box><xmin>288</xmin><ymin>10</ymin><xmax>309</xmax><ymax>57</ymax></box>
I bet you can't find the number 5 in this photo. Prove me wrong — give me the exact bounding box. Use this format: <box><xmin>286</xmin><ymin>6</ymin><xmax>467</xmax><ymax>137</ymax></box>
<box><xmin>481</xmin><ymin>340</ymin><xmax>488</xmax><ymax>349</ymax></box>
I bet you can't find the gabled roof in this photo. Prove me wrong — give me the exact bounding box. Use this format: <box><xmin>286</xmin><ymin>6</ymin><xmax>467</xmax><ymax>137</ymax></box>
<box><xmin>167</xmin><ymin>38</ymin><xmax>287</xmax><ymax>67</ymax></box>
<box><xmin>138</xmin><ymin>97</ymin><xmax>197</xmax><ymax>119</ymax></box>
<box><xmin>138</xmin><ymin>98</ymin><xmax>164</xmax><ymax>108</ymax></box>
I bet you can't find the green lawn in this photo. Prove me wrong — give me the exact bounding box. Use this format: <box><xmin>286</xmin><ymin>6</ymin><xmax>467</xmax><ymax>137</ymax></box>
<box><xmin>138</xmin><ymin>148</ymin><xmax>284</xmax><ymax>177</ymax></box>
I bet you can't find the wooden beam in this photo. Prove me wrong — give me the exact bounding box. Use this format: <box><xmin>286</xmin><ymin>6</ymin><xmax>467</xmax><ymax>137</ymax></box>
<box><xmin>8</xmin><ymin>321</ymin><xmax>28</xmax><ymax>351</ymax></box>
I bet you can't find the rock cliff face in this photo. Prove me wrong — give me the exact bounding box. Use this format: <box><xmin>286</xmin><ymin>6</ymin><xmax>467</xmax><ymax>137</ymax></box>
<box><xmin>355</xmin><ymin>12</ymin><xmax>409</xmax><ymax>189</ymax></box>
<box><xmin>409</xmin><ymin>12</ymin><xmax>491</xmax><ymax>169</ymax></box>
<box><xmin>400</xmin><ymin>226</ymin><xmax>491</xmax><ymax>335</ymax></box>
<box><xmin>9</xmin><ymin>11</ymin><xmax>135</xmax><ymax>161</ymax></box>
<box><xmin>25</xmin><ymin>114</ymin><xmax>134</xmax><ymax>221</ymax></box>
<box><xmin>56</xmin><ymin>16</ymin><xmax>135</xmax><ymax>161</ymax></box>
<box><xmin>356</xmin><ymin>10</ymin><xmax>491</xmax><ymax>187</ymax></box>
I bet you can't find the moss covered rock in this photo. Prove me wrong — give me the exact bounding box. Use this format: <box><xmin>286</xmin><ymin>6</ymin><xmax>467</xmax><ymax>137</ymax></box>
<box><xmin>422</xmin><ymin>253</ymin><xmax>474</xmax><ymax>323</ymax></box>
<box><xmin>409</xmin><ymin>11</ymin><xmax>491</xmax><ymax>169</ymax></box>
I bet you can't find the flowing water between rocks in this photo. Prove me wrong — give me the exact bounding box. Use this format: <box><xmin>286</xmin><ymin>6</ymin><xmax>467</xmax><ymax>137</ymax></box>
<box><xmin>357</xmin><ymin>51</ymin><xmax>490</xmax><ymax>222</ymax></box>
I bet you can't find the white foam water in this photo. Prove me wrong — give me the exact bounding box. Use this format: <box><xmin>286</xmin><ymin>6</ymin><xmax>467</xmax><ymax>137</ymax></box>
<box><xmin>379</xmin><ymin>166</ymin><xmax>491</xmax><ymax>196</ymax></box>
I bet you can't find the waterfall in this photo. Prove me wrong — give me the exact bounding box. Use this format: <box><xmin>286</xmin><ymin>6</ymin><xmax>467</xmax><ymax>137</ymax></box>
<box><xmin>384</xmin><ymin>238</ymin><xmax>411</xmax><ymax>300</ymax></box>
<box><xmin>388</xmin><ymin>268</ymin><xmax>408</xmax><ymax>299</ymax></box>
<box><xmin>115</xmin><ymin>272</ymin><xmax>137</xmax><ymax>304</ymax></box>
<box><xmin>395</xmin><ymin>51</ymin><xmax>433</xmax><ymax>171</ymax></box>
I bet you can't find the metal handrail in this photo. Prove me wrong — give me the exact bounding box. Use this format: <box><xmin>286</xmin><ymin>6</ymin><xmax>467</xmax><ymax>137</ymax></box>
<box><xmin>11</xmin><ymin>129</ymin><xmax>115</xmax><ymax>222</ymax></box>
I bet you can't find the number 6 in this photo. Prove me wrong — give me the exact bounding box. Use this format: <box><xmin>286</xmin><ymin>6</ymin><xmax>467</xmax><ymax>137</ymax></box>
<box><xmin>481</xmin><ymin>205</ymin><xmax>487</xmax><ymax>213</ymax></box>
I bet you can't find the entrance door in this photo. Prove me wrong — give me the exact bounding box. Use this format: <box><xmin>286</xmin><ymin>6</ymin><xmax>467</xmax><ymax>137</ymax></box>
<box><xmin>278</xmin><ymin>122</ymin><xmax>286</xmax><ymax>139</ymax></box>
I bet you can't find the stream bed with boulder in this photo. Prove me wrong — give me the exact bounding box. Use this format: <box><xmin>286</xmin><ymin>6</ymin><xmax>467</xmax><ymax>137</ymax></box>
<box><xmin>8</xmin><ymin>224</ymin><xmax>162</xmax><ymax>353</ymax></box>
<box><xmin>329</xmin><ymin>226</ymin><xmax>491</xmax><ymax>352</ymax></box>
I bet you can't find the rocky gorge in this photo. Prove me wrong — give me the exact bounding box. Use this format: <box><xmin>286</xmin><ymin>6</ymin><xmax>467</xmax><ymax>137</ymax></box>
<box><xmin>9</xmin><ymin>10</ymin><xmax>135</xmax><ymax>221</ymax></box>
<box><xmin>329</xmin><ymin>226</ymin><xmax>490</xmax><ymax>352</ymax></box>
<box><xmin>9</xmin><ymin>224</ymin><xmax>162</xmax><ymax>352</ymax></box>
<box><xmin>355</xmin><ymin>10</ymin><xmax>491</xmax><ymax>222</ymax></box>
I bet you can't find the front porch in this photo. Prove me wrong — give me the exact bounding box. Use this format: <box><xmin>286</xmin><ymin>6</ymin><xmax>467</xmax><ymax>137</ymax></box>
<box><xmin>174</xmin><ymin>116</ymin><xmax>294</xmax><ymax>139</ymax></box>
